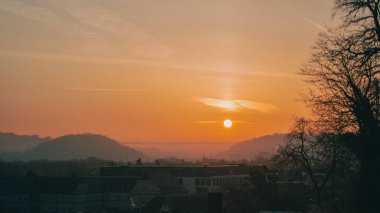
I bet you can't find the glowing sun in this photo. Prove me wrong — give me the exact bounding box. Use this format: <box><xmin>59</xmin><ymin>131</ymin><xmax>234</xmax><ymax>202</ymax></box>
<box><xmin>224</xmin><ymin>119</ymin><xmax>232</xmax><ymax>128</ymax></box>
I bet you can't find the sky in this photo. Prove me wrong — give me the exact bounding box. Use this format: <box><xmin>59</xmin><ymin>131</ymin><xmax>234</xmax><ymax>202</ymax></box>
<box><xmin>0</xmin><ymin>0</ymin><xmax>336</xmax><ymax>144</ymax></box>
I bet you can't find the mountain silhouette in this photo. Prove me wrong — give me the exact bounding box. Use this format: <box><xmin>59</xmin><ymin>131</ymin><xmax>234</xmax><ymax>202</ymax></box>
<box><xmin>0</xmin><ymin>132</ymin><xmax>49</xmax><ymax>152</ymax></box>
<box><xmin>15</xmin><ymin>134</ymin><xmax>146</xmax><ymax>161</ymax></box>
<box><xmin>220</xmin><ymin>134</ymin><xmax>286</xmax><ymax>160</ymax></box>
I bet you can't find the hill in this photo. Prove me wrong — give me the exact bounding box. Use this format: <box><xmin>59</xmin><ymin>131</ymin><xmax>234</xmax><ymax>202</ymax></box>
<box><xmin>0</xmin><ymin>132</ymin><xmax>49</xmax><ymax>152</ymax></box>
<box><xmin>1</xmin><ymin>134</ymin><xmax>146</xmax><ymax>161</ymax></box>
<box><xmin>220</xmin><ymin>134</ymin><xmax>286</xmax><ymax>160</ymax></box>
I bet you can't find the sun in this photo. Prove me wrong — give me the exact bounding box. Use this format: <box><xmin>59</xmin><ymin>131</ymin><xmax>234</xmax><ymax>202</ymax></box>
<box><xmin>224</xmin><ymin>119</ymin><xmax>232</xmax><ymax>128</ymax></box>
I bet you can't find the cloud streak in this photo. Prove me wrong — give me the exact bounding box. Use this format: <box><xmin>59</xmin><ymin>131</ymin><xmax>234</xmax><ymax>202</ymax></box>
<box><xmin>197</xmin><ymin>97</ymin><xmax>277</xmax><ymax>113</ymax></box>
<box><xmin>301</xmin><ymin>17</ymin><xmax>329</xmax><ymax>33</ymax></box>
<box><xmin>0</xmin><ymin>49</ymin><xmax>299</xmax><ymax>81</ymax></box>
<box><xmin>0</xmin><ymin>1</ymin><xmax>301</xmax><ymax>80</ymax></box>
<box><xmin>65</xmin><ymin>87</ymin><xmax>148</xmax><ymax>92</ymax></box>
<box><xmin>195</xmin><ymin>120</ymin><xmax>262</xmax><ymax>124</ymax></box>
<box><xmin>0</xmin><ymin>0</ymin><xmax>172</xmax><ymax>60</ymax></box>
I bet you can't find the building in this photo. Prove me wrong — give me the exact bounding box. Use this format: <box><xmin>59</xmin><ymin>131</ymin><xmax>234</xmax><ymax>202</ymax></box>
<box><xmin>0</xmin><ymin>175</ymin><xmax>137</xmax><ymax>213</ymax></box>
<box><xmin>100</xmin><ymin>164</ymin><xmax>267</xmax><ymax>193</ymax></box>
<box><xmin>0</xmin><ymin>164</ymin><xmax>266</xmax><ymax>212</ymax></box>
<box><xmin>130</xmin><ymin>171</ymin><xmax>187</xmax><ymax>205</ymax></box>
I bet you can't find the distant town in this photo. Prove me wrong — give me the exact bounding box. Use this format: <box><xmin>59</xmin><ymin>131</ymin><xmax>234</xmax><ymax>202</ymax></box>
<box><xmin>1</xmin><ymin>156</ymin><xmax>312</xmax><ymax>213</ymax></box>
<box><xmin>0</xmin><ymin>132</ymin><xmax>309</xmax><ymax>213</ymax></box>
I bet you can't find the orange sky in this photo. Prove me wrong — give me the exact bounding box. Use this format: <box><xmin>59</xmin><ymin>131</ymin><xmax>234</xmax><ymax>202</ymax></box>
<box><xmin>0</xmin><ymin>0</ymin><xmax>337</xmax><ymax>143</ymax></box>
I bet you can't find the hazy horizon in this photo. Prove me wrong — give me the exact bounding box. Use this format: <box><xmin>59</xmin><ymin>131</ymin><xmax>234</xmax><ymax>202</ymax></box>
<box><xmin>0</xmin><ymin>131</ymin><xmax>286</xmax><ymax>159</ymax></box>
<box><xmin>1</xmin><ymin>0</ymin><xmax>337</xmax><ymax>143</ymax></box>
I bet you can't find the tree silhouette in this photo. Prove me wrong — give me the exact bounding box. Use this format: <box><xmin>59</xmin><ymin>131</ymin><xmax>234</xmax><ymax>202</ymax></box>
<box><xmin>274</xmin><ymin>119</ymin><xmax>336</xmax><ymax>206</ymax></box>
<box><xmin>299</xmin><ymin>1</ymin><xmax>380</xmax><ymax>210</ymax></box>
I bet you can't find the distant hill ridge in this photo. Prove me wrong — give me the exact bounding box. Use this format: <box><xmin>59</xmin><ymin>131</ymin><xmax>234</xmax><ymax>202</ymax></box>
<box><xmin>0</xmin><ymin>132</ymin><xmax>49</xmax><ymax>152</ymax></box>
<box><xmin>0</xmin><ymin>132</ymin><xmax>287</xmax><ymax>161</ymax></box>
<box><xmin>0</xmin><ymin>133</ymin><xmax>146</xmax><ymax>161</ymax></box>
<box><xmin>220</xmin><ymin>134</ymin><xmax>286</xmax><ymax>160</ymax></box>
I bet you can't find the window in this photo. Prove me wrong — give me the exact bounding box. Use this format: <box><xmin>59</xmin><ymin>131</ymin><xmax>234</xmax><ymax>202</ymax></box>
<box><xmin>195</xmin><ymin>178</ymin><xmax>200</xmax><ymax>186</ymax></box>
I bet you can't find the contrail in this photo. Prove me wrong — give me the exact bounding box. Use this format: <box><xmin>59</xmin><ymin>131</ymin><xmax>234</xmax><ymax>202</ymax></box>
<box><xmin>302</xmin><ymin>17</ymin><xmax>329</xmax><ymax>33</ymax></box>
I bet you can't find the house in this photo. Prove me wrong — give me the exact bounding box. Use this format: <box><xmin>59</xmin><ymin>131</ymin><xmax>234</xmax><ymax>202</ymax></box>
<box><xmin>100</xmin><ymin>164</ymin><xmax>267</xmax><ymax>193</ymax></box>
<box><xmin>130</xmin><ymin>171</ymin><xmax>187</xmax><ymax>205</ymax></box>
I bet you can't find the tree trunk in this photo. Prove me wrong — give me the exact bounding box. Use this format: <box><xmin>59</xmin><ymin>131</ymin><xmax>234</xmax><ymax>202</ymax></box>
<box><xmin>353</xmin><ymin>97</ymin><xmax>380</xmax><ymax>212</ymax></box>
<box><xmin>359</xmin><ymin>131</ymin><xmax>380</xmax><ymax>212</ymax></box>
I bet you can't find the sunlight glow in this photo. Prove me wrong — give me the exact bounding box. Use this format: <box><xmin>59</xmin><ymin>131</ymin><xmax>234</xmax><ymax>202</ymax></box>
<box><xmin>224</xmin><ymin>119</ymin><xmax>232</xmax><ymax>128</ymax></box>
<box><xmin>197</xmin><ymin>97</ymin><xmax>277</xmax><ymax>113</ymax></box>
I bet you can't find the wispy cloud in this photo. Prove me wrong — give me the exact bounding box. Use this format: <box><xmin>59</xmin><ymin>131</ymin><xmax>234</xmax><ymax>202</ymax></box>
<box><xmin>234</xmin><ymin>100</ymin><xmax>277</xmax><ymax>113</ymax></box>
<box><xmin>197</xmin><ymin>97</ymin><xmax>277</xmax><ymax>113</ymax></box>
<box><xmin>62</xmin><ymin>2</ymin><xmax>172</xmax><ymax>59</ymax></box>
<box><xmin>195</xmin><ymin>120</ymin><xmax>262</xmax><ymax>124</ymax></box>
<box><xmin>0</xmin><ymin>0</ymin><xmax>171</xmax><ymax>60</ymax></box>
<box><xmin>233</xmin><ymin>120</ymin><xmax>262</xmax><ymax>124</ymax></box>
<box><xmin>0</xmin><ymin>1</ymin><xmax>301</xmax><ymax>80</ymax></box>
<box><xmin>0</xmin><ymin>49</ymin><xmax>299</xmax><ymax>80</ymax></box>
<box><xmin>195</xmin><ymin>120</ymin><xmax>220</xmax><ymax>124</ymax></box>
<box><xmin>65</xmin><ymin>87</ymin><xmax>148</xmax><ymax>92</ymax></box>
<box><xmin>169</xmin><ymin>64</ymin><xmax>297</xmax><ymax>79</ymax></box>
<box><xmin>198</xmin><ymin>98</ymin><xmax>238</xmax><ymax>111</ymax></box>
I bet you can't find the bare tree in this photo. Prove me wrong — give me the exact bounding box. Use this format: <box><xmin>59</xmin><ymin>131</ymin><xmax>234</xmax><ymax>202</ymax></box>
<box><xmin>274</xmin><ymin>119</ymin><xmax>335</xmax><ymax>206</ymax></box>
<box><xmin>301</xmin><ymin>30</ymin><xmax>379</xmax><ymax>134</ymax></box>
<box><xmin>301</xmin><ymin>2</ymin><xmax>380</xmax><ymax>208</ymax></box>
<box><xmin>274</xmin><ymin>118</ymin><xmax>357</xmax><ymax>210</ymax></box>
<box><xmin>334</xmin><ymin>0</ymin><xmax>380</xmax><ymax>56</ymax></box>
<box><xmin>272</xmin><ymin>1</ymin><xmax>380</xmax><ymax>211</ymax></box>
